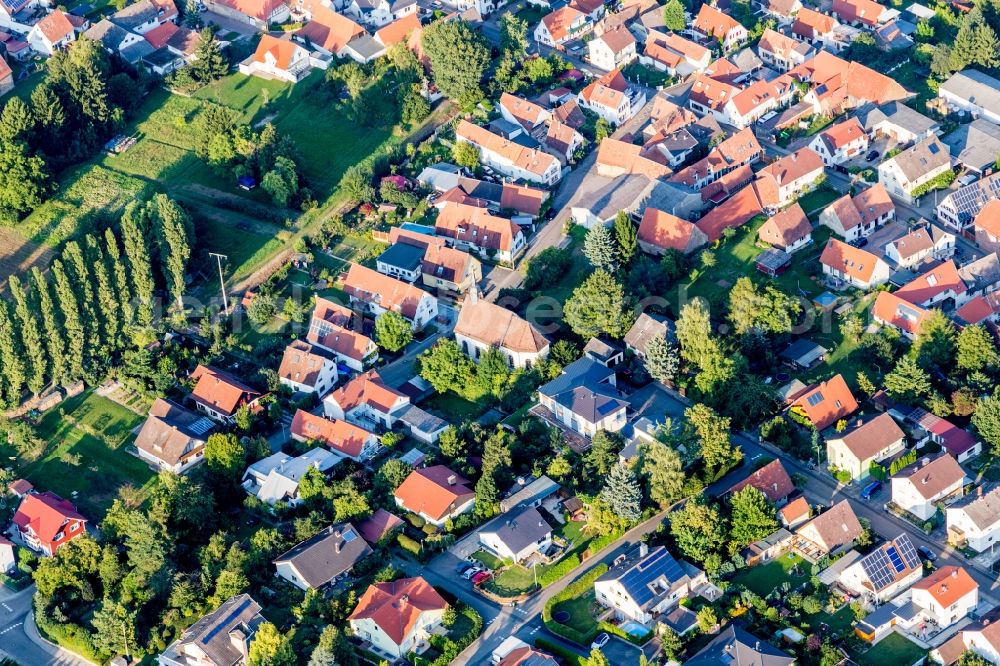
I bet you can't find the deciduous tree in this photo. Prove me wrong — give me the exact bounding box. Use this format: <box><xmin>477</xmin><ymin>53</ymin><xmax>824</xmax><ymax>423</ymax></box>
<box><xmin>728</xmin><ymin>486</ymin><xmax>778</xmax><ymax>550</ymax></box>
<box><xmin>374</xmin><ymin>310</ymin><xmax>413</xmax><ymax>352</ymax></box>
<box><xmin>421</xmin><ymin>20</ymin><xmax>490</xmax><ymax>108</ymax></box>
<box><xmin>670</xmin><ymin>500</ymin><xmax>725</xmax><ymax>564</ymax></box>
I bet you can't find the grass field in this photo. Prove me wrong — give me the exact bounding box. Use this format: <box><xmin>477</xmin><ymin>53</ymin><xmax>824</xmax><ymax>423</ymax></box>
<box><xmin>732</xmin><ymin>552</ymin><xmax>808</xmax><ymax>597</ymax></box>
<box><xmin>20</xmin><ymin>391</ymin><xmax>155</xmax><ymax>519</ymax></box>
<box><xmin>804</xmin><ymin>605</ymin><xmax>856</xmax><ymax>638</ymax></box>
<box><xmin>551</xmin><ymin>590</ymin><xmax>599</xmax><ymax>637</ymax></box>
<box><xmin>854</xmin><ymin>632</ymin><xmax>926</xmax><ymax>666</ymax></box>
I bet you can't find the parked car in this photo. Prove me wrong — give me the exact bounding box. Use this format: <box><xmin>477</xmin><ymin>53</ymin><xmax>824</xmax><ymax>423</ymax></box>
<box><xmin>472</xmin><ymin>571</ymin><xmax>492</xmax><ymax>585</ymax></box>
<box><xmin>456</xmin><ymin>562</ymin><xmax>474</xmax><ymax>575</ymax></box>
<box><xmin>918</xmin><ymin>546</ymin><xmax>938</xmax><ymax>562</ymax></box>
<box><xmin>865</xmin><ymin>150</ymin><xmax>880</xmax><ymax>162</ymax></box>
<box><xmin>861</xmin><ymin>481</ymin><xmax>882</xmax><ymax>500</ymax></box>
<box><xmin>591</xmin><ymin>633</ymin><xmax>610</xmax><ymax>650</ymax></box>
<box><xmin>849</xmin><ymin>236</ymin><xmax>869</xmax><ymax>248</ymax></box>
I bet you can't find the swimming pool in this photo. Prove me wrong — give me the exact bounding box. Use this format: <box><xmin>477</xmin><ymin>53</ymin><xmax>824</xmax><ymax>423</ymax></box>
<box><xmin>619</xmin><ymin>621</ymin><xmax>651</xmax><ymax>639</ymax></box>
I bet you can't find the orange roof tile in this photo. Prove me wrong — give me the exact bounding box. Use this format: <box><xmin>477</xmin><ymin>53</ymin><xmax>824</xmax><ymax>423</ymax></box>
<box><xmin>596</xmin><ymin>138</ymin><xmax>672</xmax><ymax>178</ymax></box>
<box><xmin>394</xmin><ymin>465</ymin><xmax>475</xmax><ymax>521</ymax></box>
<box><xmin>688</xmin><ymin>72</ymin><xmax>740</xmax><ymax>111</ymax></box>
<box><xmin>833</xmin><ymin>0</ymin><xmax>888</xmax><ymax>25</ymax></box>
<box><xmin>819</xmin><ymin>238</ymin><xmax>886</xmax><ymax>285</ymax></box>
<box><xmin>36</xmin><ymin>9</ymin><xmax>75</xmax><ymax>44</ymax></box>
<box><xmin>541</xmin><ymin>5</ymin><xmax>585</xmax><ymax>42</ymax></box>
<box><xmin>435</xmin><ymin>201</ymin><xmax>522</xmax><ymax>253</ymax></box>
<box><xmin>455</xmin><ymin>295</ymin><xmax>548</xmax><ymax>354</ymax></box>
<box><xmin>143</xmin><ymin>21</ymin><xmax>179</xmax><ymax>49</ymax></box>
<box><xmin>638</xmin><ymin>207</ymin><xmax>706</xmax><ymax>253</ymax></box>
<box><xmin>872</xmin><ymin>290</ymin><xmax>930</xmax><ymax>337</ymax></box>
<box><xmin>793</xmin><ymin>7</ymin><xmax>837</xmax><ymax>37</ymax></box>
<box><xmin>693</xmin><ymin>3</ymin><xmax>742</xmax><ymax>38</ymax></box>
<box><xmin>758</xmin><ymin>28</ymin><xmax>810</xmax><ymax>59</ymax></box>
<box><xmin>190</xmin><ymin>365</ymin><xmax>262</xmax><ymax>417</ymax></box>
<box><xmin>0</xmin><ymin>56</ymin><xmax>11</xmax><ymax>82</ymax></box>
<box><xmin>500</xmin><ymin>183</ymin><xmax>546</xmax><ymax>217</ymax></box>
<box><xmin>349</xmin><ymin>577</ymin><xmax>449</xmax><ymax>644</ymax></box>
<box><xmin>343</xmin><ymin>263</ymin><xmax>432</xmax><ymax>320</ymax></box>
<box><xmin>912</xmin><ymin>566</ymin><xmax>978</xmax><ymax>608</ymax></box>
<box><xmin>296</xmin><ymin>8</ymin><xmax>366</xmax><ymax>53</ymax></box>
<box><xmin>975</xmin><ymin>199</ymin><xmax>1000</xmax><ymax>238</ymax></box>
<box><xmin>957</xmin><ymin>293</ymin><xmax>1000</xmax><ymax>325</ymax></box>
<box><xmin>595</xmin><ymin>25</ymin><xmax>635</xmax><ymax>53</ymax></box>
<box><xmin>500</xmin><ymin>92</ymin><xmax>550</xmax><ymax>130</ymax></box>
<box><xmin>12</xmin><ymin>492</ymin><xmax>86</xmax><ymax>554</ymax></box>
<box><xmin>895</xmin><ymin>259</ymin><xmax>967</xmax><ymax>305</ymax></box>
<box><xmin>790</xmin><ymin>373</ymin><xmax>858</xmax><ymax>430</ymax></box>
<box><xmin>759</xmin><ymin>147</ymin><xmax>825</xmax><ymax>189</ymax></box>
<box><xmin>696</xmin><ymin>185</ymin><xmax>764</xmax><ymax>242</ymax></box>
<box><xmin>327</xmin><ymin>370</ymin><xmax>406</xmax><ymax>415</ymax></box>
<box><xmin>215</xmin><ymin>0</ymin><xmax>285</xmax><ymax>21</ymax></box>
<box><xmin>290</xmin><ymin>410</ymin><xmax>375</xmax><ymax>458</ymax></box>
<box><xmin>730</xmin><ymin>75</ymin><xmax>795</xmax><ymax>117</ymax></box>
<box><xmin>780</xmin><ymin>496</ymin><xmax>810</xmax><ymax>523</ymax></box>
<box><xmin>758</xmin><ymin>203</ymin><xmax>812</xmax><ymax>248</ymax></box>
<box><xmin>252</xmin><ymin>34</ymin><xmax>301</xmax><ymax>69</ymax></box>
<box><xmin>579</xmin><ymin>68</ymin><xmax>629</xmax><ymax>110</ymax></box>
<box><xmin>728</xmin><ymin>459</ymin><xmax>795</xmax><ymax>502</ymax></box>
<box><xmin>455</xmin><ymin>120</ymin><xmax>559</xmax><ymax>178</ymax></box>
<box><xmin>374</xmin><ymin>13</ymin><xmax>421</xmax><ymax>47</ymax></box>
<box><xmin>817</xmin><ymin>117</ymin><xmax>866</xmax><ymax>151</ymax></box>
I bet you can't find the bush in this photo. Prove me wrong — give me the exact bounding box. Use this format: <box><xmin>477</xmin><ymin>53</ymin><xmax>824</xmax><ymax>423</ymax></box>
<box><xmin>534</xmin><ymin>637</ymin><xmax>584</xmax><ymax>666</ymax></box>
<box><xmin>406</xmin><ymin>513</ymin><xmax>426</xmax><ymax>529</ymax></box>
<box><xmin>537</xmin><ymin>553</ymin><xmax>582</xmax><ymax>587</ymax></box>
<box><xmin>397</xmin><ymin>533</ymin><xmax>422</xmax><ymax>556</ymax></box>
<box><xmin>542</xmin><ymin>564</ymin><xmax>609</xmax><ymax>645</ymax></box>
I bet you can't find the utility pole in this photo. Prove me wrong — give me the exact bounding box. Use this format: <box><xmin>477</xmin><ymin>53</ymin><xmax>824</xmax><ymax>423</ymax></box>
<box><xmin>209</xmin><ymin>253</ymin><xmax>229</xmax><ymax>314</ymax></box>
<box><xmin>122</xmin><ymin>620</ymin><xmax>130</xmax><ymax>662</ymax></box>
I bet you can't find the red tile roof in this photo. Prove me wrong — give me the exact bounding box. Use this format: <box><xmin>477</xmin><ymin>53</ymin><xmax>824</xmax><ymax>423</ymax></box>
<box><xmin>290</xmin><ymin>409</ymin><xmax>376</xmax><ymax>458</ymax></box>
<box><xmin>13</xmin><ymin>492</ymin><xmax>87</xmax><ymax>554</ymax></box>
<box><xmin>758</xmin><ymin>203</ymin><xmax>812</xmax><ymax>248</ymax></box>
<box><xmin>790</xmin><ymin>373</ymin><xmax>858</xmax><ymax>429</ymax></box>
<box><xmin>729</xmin><ymin>459</ymin><xmax>795</xmax><ymax>502</ymax></box>
<box><xmin>696</xmin><ymin>185</ymin><xmax>764</xmax><ymax>242</ymax></box>
<box><xmin>638</xmin><ymin>207</ymin><xmax>707</xmax><ymax>253</ymax></box>
<box><xmin>327</xmin><ymin>370</ymin><xmax>406</xmax><ymax>416</ymax></box>
<box><xmin>394</xmin><ymin>465</ymin><xmax>475</xmax><ymax>521</ymax></box>
<box><xmin>343</xmin><ymin>263</ymin><xmax>432</xmax><ymax>320</ymax></box>
<box><xmin>348</xmin><ymin>576</ymin><xmax>449</xmax><ymax>644</ymax></box>
<box><xmin>912</xmin><ymin>566</ymin><xmax>977</xmax><ymax>608</ymax></box>
<box><xmin>819</xmin><ymin>238</ymin><xmax>886</xmax><ymax>285</ymax></box>
<box><xmin>872</xmin><ymin>290</ymin><xmax>930</xmax><ymax>337</ymax></box>
<box><xmin>190</xmin><ymin>365</ymin><xmax>262</xmax><ymax>417</ymax></box>
<box><xmin>693</xmin><ymin>3</ymin><xmax>742</xmax><ymax>38</ymax></box>
<box><xmin>895</xmin><ymin>259</ymin><xmax>967</xmax><ymax>305</ymax></box>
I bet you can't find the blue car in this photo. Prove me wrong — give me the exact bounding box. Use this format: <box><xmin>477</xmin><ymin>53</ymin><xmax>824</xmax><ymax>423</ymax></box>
<box><xmin>861</xmin><ymin>481</ymin><xmax>883</xmax><ymax>500</ymax></box>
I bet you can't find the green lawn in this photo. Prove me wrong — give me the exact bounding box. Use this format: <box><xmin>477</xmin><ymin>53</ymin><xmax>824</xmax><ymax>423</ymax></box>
<box><xmin>854</xmin><ymin>632</ymin><xmax>926</xmax><ymax>666</ymax></box>
<box><xmin>551</xmin><ymin>590</ymin><xmax>600</xmax><ymax>638</ymax></box>
<box><xmin>20</xmin><ymin>392</ymin><xmax>155</xmax><ymax>519</ymax></box>
<box><xmin>731</xmin><ymin>552</ymin><xmax>808</xmax><ymax>597</ymax></box>
<box><xmin>798</xmin><ymin>186</ymin><xmax>842</xmax><ymax>217</ymax></box>
<box><xmin>805</xmin><ymin>605</ymin><xmax>856</xmax><ymax>638</ymax></box>
<box><xmin>471</xmin><ymin>550</ymin><xmax>504</xmax><ymax>570</ymax></box>
<box><xmin>486</xmin><ymin>565</ymin><xmax>540</xmax><ymax>597</ymax></box>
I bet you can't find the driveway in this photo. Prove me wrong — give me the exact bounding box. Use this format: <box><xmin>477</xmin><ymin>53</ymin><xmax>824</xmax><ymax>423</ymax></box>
<box><xmin>0</xmin><ymin>584</ymin><xmax>94</xmax><ymax>666</ymax></box>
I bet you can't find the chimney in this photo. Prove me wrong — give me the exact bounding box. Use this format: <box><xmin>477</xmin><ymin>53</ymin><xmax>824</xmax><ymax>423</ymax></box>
<box><xmin>922</xmin><ymin>475</ymin><xmax>929</xmax><ymax>485</ymax></box>
<box><xmin>921</xmin><ymin>457</ymin><xmax>931</xmax><ymax>467</ymax></box>
<box><xmin>229</xmin><ymin>628</ymin><xmax>250</xmax><ymax>660</ymax></box>
<box><xmin>447</xmin><ymin>475</ymin><xmax>457</xmax><ymax>486</ymax></box>
<box><xmin>470</xmin><ymin>286</ymin><xmax>479</xmax><ymax>304</ymax></box>
<box><xmin>638</xmin><ymin>542</ymin><xmax>649</xmax><ymax>558</ymax></box>
<box><xmin>400</xmin><ymin>594</ymin><xmax>409</xmax><ymax>606</ymax></box>
<box><xmin>979</xmin><ymin>486</ymin><xmax>984</xmax><ymax>498</ymax></box>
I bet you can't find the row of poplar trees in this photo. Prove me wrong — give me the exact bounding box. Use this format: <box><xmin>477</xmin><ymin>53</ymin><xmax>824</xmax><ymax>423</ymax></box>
<box><xmin>0</xmin><ymin>194</ymin><xmax>193</xmax><ymax>407</ymax></box>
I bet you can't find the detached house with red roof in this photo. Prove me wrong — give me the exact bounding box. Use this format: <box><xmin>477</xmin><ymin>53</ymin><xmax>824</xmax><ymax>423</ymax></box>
<box><xmin>757</xmin><ymin>203</ymin><xmax>813</xmax><ymax>253</ymax></box>
<box><xmin>819</xmin><ymin>183</ymin><xmax>895</xmax><ymax>241</ymax></box>
<box><xmin>12</xmin><ymin>492</ymin><xmax>87</xmax><ymax>556</ymax></box>
<box><xmin>720</xmin><ymin>75</ymin><xmax>797</xmax><ymax>129</ymax></box>
<box><xmin>534</xmin><ymin>5</ymin><xmax>590</xmax><ymax>47</ymax></box>
<box><xmin>872</xmin><ymin>290</ymin><xmax>930</xmax><ymax>340</ymax></box>
<box><xmin>789</xmin><ymin>373</ymin><xmax>859</xmax><ymax>430</ymax></box>
<box><xmin>323</xmin><ymin>369</ymin><xmax>447</xmax><ymax>443</ymax></box>
<box><xmin>754</xmin><ymin>147</ymin><xmax>826</xmax><ymax>211</ymax></box>
<box><xmin>291</xmin><ymin>409</ymin><xmax>382</xmax><ymax>462</ymax></box>
<box><xmin>578</xmin><ymin>68</ymin><xmax>646</xmax><ymax>126</ymax></box>
<box><xmin>911</xmin><ymin>566</ymin><xmax>978</xmax><ymax>630</ymax></box>
<box><xmin>278</xmin><ymin>339</ymin><xmax>338</xmax><ymax>395</ymax></box>
<box><xmin>0</xmin><ymin>56</ymin><xmax>12</xmax><ymax>96</ymax></box>
<box><xmin>638</xmin><ymin>207</ymin><xmax>709</xmax><ymax>255</ymax></box>
<box><xmin>434</xmin><ymin>201</ymin><xmax>527</xmax><ymax>264</ymax></box>
<box><xmin>588</xmin><ymin>25</ymin><xmax>636</xmax><ymax>72</ymax></box>
<box><xmin>809</xmin><ymin>117</ymin><xmax>869</xmax><ymax>166</ymax></box>
<box><xmin>792</xmin><ymin>8</ymin><xmax>842</xmax><ymax>49</ymax></box>
<box><xmin>349</xmin><ymin>576</ymin><xmax>449</xmax><ymax>658</ymax></box>
<box><xmin>394</xmin><ymin>466</ymin><xmax>476</xmax><ymax>526</ymax></box>
<box><xmin>691</xmin><ymin>4</ymin><xmax>747</xmax><ymax>52</ymax></box>
<box><xmin>343</xmin><ymin>263</ymin><xmax>439</xmax><ymax>331</ymax></box>
<box><xmin>28</xmin><ymin>9</ymin><xmax>83</xmax><ymax>55</ymax></box>
<box><xmin>640</xmin><ymin>30</ymin><xmax>711</xmax><ymax>76</ymax></box>
<box><xmin>833</xmin><ymin>0</ymin><xmax>890</xmax><ymax>27</ymax></box>
<box><xmin>820</xmin><ymin>238</ymin><xmax>891</xmax><ymax>289</ymax></box>
<box><xmin>189</xmin><ymin>365</ymin><xmax>263</xmax><ymax>425</ymax></box>
<box><xmin>455</xmin><ymin>120</ymin><xmax>562</xmax><ymax>186</ymax></box>
<box><xmin>895</xmin><ymin>259</ymin><xmax>967</xmax><ymax>308</ymax></box>
<box><xmin>728</xmin><ymin>459</ymin><xmax>795</xmax><ymax>505</ymax></box>
<box><xmin>205</xmin><ymin>0</ymin><xmax>289</xmax><ymax>29</ymax></box>
<box><xmin>307</xmin><ymin>296</ymin><xmax>378</xmax><ymax>373</ymax></box>
<box><xmin>239</xmin><ymin>34</ymin><xmax>315</xmax><ymax>83</ymax></box>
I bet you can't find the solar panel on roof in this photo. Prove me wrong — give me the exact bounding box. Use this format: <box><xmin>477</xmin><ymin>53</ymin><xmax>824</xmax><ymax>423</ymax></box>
<box><xmin>886</xmin><ymin>546</ymin><xmax>905</xmax><ymax>572</ymax></box>
<box><xmin>189</xmin><ymin>417</ymin><xmax>215</xmax><ymax>436</ymax></box>
<box><xmin>806</xmin><ymin>392</ymin><xmax>824</xmax><ymax>407</ymax></box>
<box><xmin>618</xmin><ymin>547</ymin><xmax>685</xmax><ymax>607</ymax></box>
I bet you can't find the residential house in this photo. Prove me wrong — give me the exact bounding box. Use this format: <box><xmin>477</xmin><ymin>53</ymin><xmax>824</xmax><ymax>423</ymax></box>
<box><xmin>948</xmin><ymin>484</ymin><xmax>1000</xmax><ymax>552</ymax></box>
<box><xmin>306</xmin><ymin>296</ymin><xmax>378</xmax><ymax>372</ymax></box>
<box><xmin>28</xmin><ymin>9</ymin><xmax>82</xmax><ymax>55</ymax></box>
<box><xmin>594</xmin><ymin>544</ymin><xmax>702</xmax><ymax>625</ymax></box>
<box><xmin>779</xmin><ymin>496</ymin><xmax>811</xmax><ymax>529</ymax></box>
<box><xmin>638</xmin><ymin>207</ymin><xmax>709</xmax><ymax>255</ymax></box>
<box><xmin>878</xmin><ymin>136</ymin><xmax>952</xmax><ymax>203</ymax></box>
<box><xmin>819</xmin><ymin>183</ymin><xmax>896</xmax><ymax>241</ymax></box>
<box><xmin>624</xmin><ymin>313</ymin><xmax>674</xmax><ymax>359</ymax></box>
<box><xmin>855</xmin><ymin>100</ymin><xmax>941</xmax><ymax>144</ymax></box>
<box><xmin>110</xmin><ymin>0</ymin><xmax>177</xmax><ymax>34</ymax></box>
<box><xmin>957</xmin><ymin>292</ymin><xmax>1000</xmax><ymax>326</ymax></box>
<box><xmin>686</xmin><ymin>72</ymin><xmax>740</xmax><ymax>119</ymax></box>
<box><xmin>825</xmin><ymin>412</ymin><xmax>906</xmax><ymax>481</ymax></box>
<box><xmin>140</xmin><ymin>22</ymin><xmax>209</xmax><ymax>76</ymax></box>
<box><xmin>789</xmin><ymin>373</ymin><xmax>859</xmax><ymax>430</ymax></box>
<box><xmin>588</xmin><ymin>25</ymin><xmax>636</xmax><ymax>71</ymax></box>
<box><xmin>670</xmin><ymin>127</ymin><xmax>763</xmax><ymax>190</ymax></box>
<box><xmin>754</xmin><ymin>147</ymin><xmax>826</xmax><ymax>211</ymax></box>
<box><xmin>757</xmin><ymin>28</ymin><xmax>814</xmax><ymax>71</ymax></box>
<box><xmin>684</xmin><ymin>626</ymin><xmax>794</xmax><ymax>666</ymax></box>
<box><xmin>833</xmin><ymin>0</ymin><xmax>890</xmax><ymax>26</ymax></box>
<box><xmin>795</xmin><ymin>498</ymin><xmax>864</xmax><ymax>555</ymax></box>
<box><xmin>478</xmin><ymin>506</ymin><xmax>553</xmax><ymax>563</ymax></box>
<box><xmin>11</xmin><ymin>492</ymin><xmax>87</xmax><ymax>557</ymax></box>
<box><xmin>534</xmin><ymin>5</ymin><xmax>589</xmax><ymax>47</ymax></box>
<box><xmin>975</xmin><ymin>200</ymin><xmax>1000</xmax><ymax>255</ymax></box>
<box><xmin>342</xmin><ymin>263</ymin><xmax>438</xmax><ymax>331</ymax></box>
<box><xmin>595</xmin><ymin>138</ymin><xmax>671</xmax><ymax>179</ymax></box>
<box><xmin>348</xmin><ymin>577</ymin><xmax>449</xmax><ymax>659</ymax></box>
<box><xmin>721</xmin><ymin>75</ymin><xmax>798</xmax><ymax>129</ymax></box>
<box><xmin>819</xmin><ymin>238</ymin><xmax>892</xmax><ymax>289</ymax></box>
<box><xmin>454</xmin><ymin>293</ymin><xmax>549</xmax><ymax>368</ymax></box>
<box><xmin>0</xmin><ymin>56</ymin><xmax>12</xmax><ymax>96</ymax></box>
<box><xmin>293</xmin><ymin>1</ymin><xmax>368</xmax><ymax>59</ymax></box>
<box><xmin>455</xmin><ymin>120</ymin><xmax>562</xmax><ymax>186</ymax></box>
<box><xmin>757</xmin><ymin>203</ymin><xmax>813</xmax><ymax>253</ymax></box>
<box><xmin>394</xmin><ymin>465</ymin><xmax>476</xmax><ymax>526</ymax></box>
<box><xmin>357</xmin><ymin>508</ymin><xmax>405</xmax><ymax>545</ymax></box>
<box><xmin>238</xmin><ymin>34</ymin><xmax>314</xmax><ymax>83</ymax></box>
<box><xmin>891</xmin><ymin>453</ymin><xmax>965</xmax><ymax>521</ymax></box>
<box><xmin>695</xmin><ymin>184</ymin><xmax>765</xmax><ymax>242</ymax></box>
<box><xmin>957</xmin><ymin>251</ymin><xmax>1000</xmax><ymax>298</ymax></box>
<box><xmin>545</xmin><ymin>119</ymin><xmax>584</xmax><ymax>163</ymax></box>
<box><xmin>204</xmin><ymin>0</ymin><xmax>289</xmax><ymax>29</ymax></box>
<box><xmin>942</xmin><ymin>606</ymin><xmax>1000</xmax><ymax>665</ymax></box>
<box><xmin>536</xmin><ymin>356</ymin><xmax>628</xmax><ymax>437</ymax></box>
<box><xmin>757</xmin><ymin>0</ymin><xmax>803</xmax><ymax>20</ymax></box>
<box><xmin>792</xmin><ymin>8</ymin><xmax>842</xmax><ymax>48</ymax></box>
<box><xmin>0</xmin><ymin>536</ymin><xmax>13</xmax><ymax>574</ymax></box>
<box><xmin>872</xmin><ymin>290</ymin><xmax>930</xmax><ymax>340</ymax></box>
<box><xmin>157</xmin><ymin>594</ymin><xmax>264</xmax><ymax>666</ymax></box>
<box><xmin>322</xmin><ymin>370</ymin><xmax>446</xmax><ymax>444</ymax></box>
<box><xmin>421</xmin><ymin>242</ymin><xmax>482</xmax><ymax>293</ymax></box>
<box><xmin>727</xmin><ymin>459</ymin><xmax>795</xmax><ymax>504</ymax></box>
<box><xmin>809</xmin><ymin>117</ymin><xmax>869</xmax><ymax>166</ymax></box>
<box><xmin>434</xmin><ymin>201</ymin><xmax>527</xmax><ymax>264</ymax></box>
<box><xmin>499</xmin><ymin>475</ymin><xmax>560</xmax><ymax>514</ymax></box>
<box><xmin>938</xmin><ymin>69</ymin><xmax>1000</xmax><ymax>126</ymax></box>
<box><xmin>291</xmin><ymin>410</ymin><xmax>382</xmax><ymax>462</ymax></box>
<box><xmin>569</xmin><ymin>0</ymin><xmax>605</xmax><ymax>21</ymax></box>
<box><xmin>497</xmin><ymin>646</ymin><xmax>559</xmax><ymax>666</ymax></box>
<box><xmin>640</xmin><ymin>30</ymin><xmax>711</xmax><ymax>76</ymax></box>
<box><xmin>839</xmin><ymin>534</ymin><xmax>923</xmax><ymax>602</ymax></box>
<box><xmin>692</xmin><ymin>3</ymin><xmax>747</xmax><ymax>51</ymax></box>
<box><xmin>884</xmin><ymin>226</ymin><xmax>955</xmax><ymax>268</ymax></box>
<box><xmin>499</xmin><ymin>92</ymin><xmax>551</xmax><ymax>136</ymax></box>
<box><xmin>189</xmin><ymin>365</ymin><xmax>262</xmax><ymax>425</ymax></box>
<box><xmin>793</xmin><ymin>51</ymin><xmax>910</xmax><ymax>114</ymax></box>
<box><xmin>643</xmin><ymin>126</ymin><xmax>699</xmax><ymax>168</ymax></box>
<box><xmin>577</xmin><ymin>68</ymin><xmax>646</xmax><ymax>126</ymax></box>
<box><xmin>376</xmin><ymin>241</ymin><xmax>426</xmax><ymax>283</ymax></box>
<box><xmin>373</xmin><ymin>13</ymin><xmax>423</xmax><ymax>52</ymax></box>
<box><xmin>937</xmin><ymin>171</ymin><xmax>1000</xmax><ymax>233</ymax></box>
<box><xmin>905</xmin><ymin>408</ymin><xmax>983</xmax><ymax>463</ymax></box>
<box><xmin>241</xmin><ymin>448</ymin><xmax>342</xmax><ymax>506</ymax></box>
<box><xmin>911</xmin><ymin>566</ymin><xmax>979</xmax><ymax>630</ymax></box>
<box><xmin>895</xmin><ymin>259</ymin><xmax>968</xmax><ymax>308</ymax></box>
<box><xmin>134</xmin><ymin>398</ymin><xmax>215</xmax><ymax>474</ymax></box>
<box><xmin>273</xmin><ymin>523</ymin><xmax>373</xmax><ymax>591</ymax></box>
<box><xmin>278</xmin><ymin>340</ymin><xmax>338</xmax><ymax>395</ymax></box>
<box><xmin>345</xmin><ymin>0</ymin><xmax>417</xmax><ymax>28</ymax></box>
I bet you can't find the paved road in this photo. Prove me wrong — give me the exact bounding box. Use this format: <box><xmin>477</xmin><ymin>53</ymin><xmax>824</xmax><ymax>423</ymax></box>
<box><xmin>415</xmin><ymin>510</ymin><xmax>670</xmax><ymax>665</ymax></box>
<box><xmin>0</xmin><ymin>584</ymin><xmax>93</xmax><ymax>666</ymax></box>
